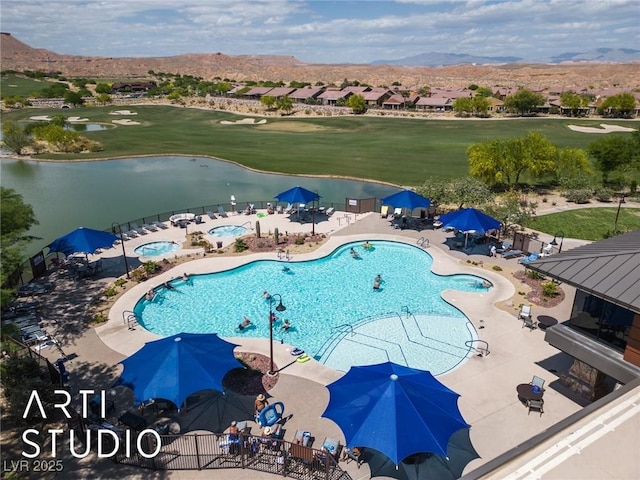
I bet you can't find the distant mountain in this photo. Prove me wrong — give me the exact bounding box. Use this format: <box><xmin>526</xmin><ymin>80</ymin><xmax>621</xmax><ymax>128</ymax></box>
<box><xmin>548</xmin><ymin>48</ymin><xmax>640</xmax><ymax>63</ymax></box>
<box><xmin>372</xmin><ymin>48</ymin><xmax>640</xmax><ymax>66</ymax></box>
<box><xmin>371</xmin><ymin>52</ymin><xmax>522</xmax><ymax>67</ymax></box>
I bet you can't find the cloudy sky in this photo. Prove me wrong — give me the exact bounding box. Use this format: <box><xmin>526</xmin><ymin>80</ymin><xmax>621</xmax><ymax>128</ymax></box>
<box><xmin>1</xmin><ymin>0</ymin><xmax>638</xmax><ymax>63</ymax></box>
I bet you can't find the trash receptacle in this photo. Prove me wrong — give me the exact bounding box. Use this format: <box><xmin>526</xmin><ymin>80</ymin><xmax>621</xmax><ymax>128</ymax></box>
<box><xmin>216</xmin><ymin>241</ymin><xmax>223</xmax><ymax>249</ymax></box>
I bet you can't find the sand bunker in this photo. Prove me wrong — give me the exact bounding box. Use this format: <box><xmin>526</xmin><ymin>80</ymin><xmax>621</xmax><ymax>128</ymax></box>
<box><xmin>67</xmin><ymin>116</ymin><xmax>89</xmax><ymax>122</ymax></box>
<box><xmin>109</xmin><ymin>110</ymin><xmax>137</xmax><ymax>115</ymax></box>
<box><xmin>29</xmin><ymin>115</ymin><xmax>52</xmax><ymax>121</ymax></box>
<box><xmin>220</xmin><ymin>118</ymin><xmax>267</xmax><ymax>125</ymax></box>
<box><xmin>568</xmin><ymin>123</ymin><xmax>636</xmax><ymax>134</ymax></box>
<box><xmin>112</xmin><ymin>119</ymin><xmax>141</xmax><ymax>126</ymax></box>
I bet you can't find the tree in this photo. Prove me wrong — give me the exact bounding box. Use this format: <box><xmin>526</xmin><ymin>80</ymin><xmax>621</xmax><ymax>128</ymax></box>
<box><xmin>1</xmin><ymin>121</ymin><xmax>33</xmax><ymax>155</ymax></box>
<box><xmin>555</xmin><ymin>148</ymin><xmax>594</xmax><ymax>182</ymax></box>
<box><xmin>416</xmin><ymin>177</ymin><xmax>493</xmax><ymax>208</ymax></box>
<box><xmin>503</xmin><ymin>88</ymin><xmax>545</xmax><ymax>116</ymax></box>
<box><xmin>468</xmin><ymin>132</ymin><xmax>558</xmax><ymax>185</ymax></box>
<box><xmin>346</xmin><ymin>94</ymin><xmax>366</xmax><ymax>114</ymax></box>
<box><xmin>484</xmin><ymin>189</ymin><xmax>537</xmax><ymax>234</ymax></box>
<box><xmin>600</xmin><ymin>92</ymin><xmax>636</xmax><ymax>118</ymax></box>
<box><xmin>588</xmin><ymin>135</ymin><xmax>638</xmax><ymax>183</ymax></box>
<box><xmin>276</xmin><ymin>95</ymin><xmax>294</xmax><ymax>115</ymax></box>
<box><xmin>96</xmin><ymin>93</ymin><xmax>112</xmax><ymax>104</ymax></box>
<box><xmin>0</xmin><ymin>188</ymin><xmax>39</xmax><ymax>307</ymax></box>
<box><xmin>260</xmin><ymin>95</ymin><xmax>276</xmax><ymax>110</ymax></box>
<box><xmin>95</xmin><ymin>83</ymin><xmax>111</xmax><ymax>94</ymax></box>
<box><xmin>453</xmin><ymin>97</ymin><xmax>473</xmax><ymax>116</ymax></box>
<box><xmin>472</xmin><ymin>96</ymin><xmax>491</xmax><ymax>116</ymax></box>
<box><xmin>475</xmin><ymin>86</ymin><xmax>494</xmax><ymax>98</ymax></box>
<box><xmin>63</xmin><ymin>90</ymin><xmax>84</xmax><ymax>106</ymax></box>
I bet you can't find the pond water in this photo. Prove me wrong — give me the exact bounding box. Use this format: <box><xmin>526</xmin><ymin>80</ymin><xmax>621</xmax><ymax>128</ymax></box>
<box><xmin>66</xmin><ymin>123</ymin><xmax>112</xmax><ymax>132</ymax></box>
<box><xmin>0</xmin><ymin>156</ymin><xmax>399</xmax><ymax>251</ymax></box>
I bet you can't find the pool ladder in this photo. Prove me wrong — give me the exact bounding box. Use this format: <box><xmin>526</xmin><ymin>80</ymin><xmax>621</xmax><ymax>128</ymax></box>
<box><xmin>241</xmin><ymin>221</ymin><xmax>253</xmax><ymax>230</ymax></box>
<box><xmin>122</xmin><ymin>310</ymin><xmax>139</xmax><ymax>330</ymax></box>
<box><xmin>417</xmin><ymin>237</ymin><xmax>430</xmax><ymax>248</ymax></box>
<box><xmin>465</xmin><ymin>339</ymin><xmax>490</xmax><ymax>357</ymax></box>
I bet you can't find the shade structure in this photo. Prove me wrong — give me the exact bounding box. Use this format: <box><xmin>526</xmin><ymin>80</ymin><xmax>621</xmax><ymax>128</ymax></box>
<box><xmin>381</xmin><ymin>190</ymin><xmax>431</xmax><ymax>211</ymax></box>
<box><xmin>365</xmin><ymin>428</ymin><xmax>480</xmax><ymax>480</ymax></box>
<box><xmin>274</xmin><ymin>186</ymin><xmax>320</xmax><ymax>205</ymax></box>
<box><xmin>322</xmin><ymin>362</ymin><xmax>469</xmax><ymax>465</ymax></box>
<box><xmin>438</xmin><ymin>208</ymin><xmax>501</xmax><ymax>235</ymax></box>
<box><xmin>114</xmin><ymin>333</ymin><xmax>242</xmax><ymax>409</ymax></box>
<box><xmin>47</xmin><ymin>227</ymin><xmax>118</xmax><ymax>256</ymax></box>
<box><xmin>177</xmin><ymin>389</ymin><xmax>255</xmax><ymax>434</ymax></box>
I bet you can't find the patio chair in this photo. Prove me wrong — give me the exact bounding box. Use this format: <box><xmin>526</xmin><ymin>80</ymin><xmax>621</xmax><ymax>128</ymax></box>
<box><xmin>207</xmin><ymin>210</ymin><xmax>217</xmax><ymax>220</ymax></box>
<box><xmin>217</xmin><ymin>206</ymin><xmax>228</xmax><ymax>218</ymax></box>
<box><xmin>522</xmin><ymin>315</ymin><xmax>537</xmax><ymax>330</ymax></box>
<box><xmin>124</xmin><ymin>229</ymin><xmax>138</xmax><ymax>238</ymax></box>
<box><xmin>284</xmin><ymin>203</ymin><xmax>294</xmax><ymax>214</ymax></box>
<box><xmin>343</xmin><ymin>447</ymin><xmax>363</xmax><ymax>468</ymax></box>
<box><xmin>130</xmin><ymin>223</ymin><xmax>147</xmax><ymax>235</ymax></box>
<box><xmin>143</xmin><ymin>223</ymin><xmax>158</xmax><ymax>232</ymax></box>
<box><xmin>530</xmin><ymin>375</ymin><xmax>545</xmax><ymax>393</ymax></box>
<box><xmin>519</xmin><ymin>305</ymin><xmax>532</xmax><ymax>321</ymax></box>
<box><xmin>320</xmin><ymin>436</ymin><xmax>341</xmax><ymax>461</ymax></box>
<box><xmin>256</xmin><ymin>401</ymin><xmax>285</xmax><ymax>427</ymax></box>
<box><xmin>393</xmin><ymin>207</ymin><xmax>402</xmax><ymax>218</ymax></box>
<box><xmin>325</xmin><ymin>207</ymin><xmax>335</xmax><ymax>216</ymax></box>
<box><xmin>518</xmin><ymin>252</ymin><xmax>540</xmax><ymax>264</ymax></box>
<box><xmin>527</xmin><ymin>398</ymin><xmax>544</xmax><ymax>416</ymax></box>
<box><xmin>380</xmin><ymin>205</ymin><xmax>389</xmax><ymax>218</ymax></box>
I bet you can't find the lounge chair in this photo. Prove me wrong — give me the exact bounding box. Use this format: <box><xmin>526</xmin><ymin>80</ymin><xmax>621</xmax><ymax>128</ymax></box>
<box><xmin>519</xmin><ymin>304</ymin><xmax>532</xmax><ymax>321</ymax></box>
<box><xmin>393</xmin><ymin>207</ymin><xmax>402</xmax><ymax>218</ymax></box>
<box><xmin>217</xmin><ymin>206</ymin><xmax>228</xmax><ymax>218</ymax></box>
<box><xmin>284</xmin><ymin>203</ymin><xmax>294</xmax><ymax>214</ymax></box>
<box><xmin>530</xmin><ymin>375</ymin><xmax>545</xmax><ymax>392</ymax></box>
<box><xmin>130</xmin><ymin>223</ymin><xmax>147</xmax><ymax>235</ymax></box>
<box><xmin>153</xmin><ymin>220</ymin><xmax>169</xmax><ymax>229</ymax></box>
<box><xmin>320</xmin><ymin>437</ymin><xmax>341</xmax><ymax>461</ymax></box>
<box><xmin>207</xmin><ymin>210</ymin><xmax>217</xmax><ymax>220</ymax></box>
<box><xmin>502</xmin><ymin>249</ymin><xmax>523</xmax><ymax>259</ymax></box>
<box><xmin>519</xmin><ymin>253</ymin><xmax>540</xmax><ymax>264</ymax></box>
<box><xmin>325</xmin><ymin>207</ymin><xmax>335</xmax><ymax>216</ymax></box>
<box><xmin>124</xmin><ymin>229</ymin><xmax>138</xmax><ymax>239</ymax></box>
<box><xmin>143</xmin><ymin>223</ymin><xmax>158</xmax><ymax>232</ymax></box>
<box><xmin>380</xmin><ymin>205</ymin><xmax>389</xmax><ymax>218</ymax></box>
<box><xmin>343</xmin><ymin>447</ymin><xmax>363</xmax><ymax>468</ymax></box>
<box><xmin>256</xmin><ymin>401</ymin><xmax>285</xmax><ymax>427</ymax></box>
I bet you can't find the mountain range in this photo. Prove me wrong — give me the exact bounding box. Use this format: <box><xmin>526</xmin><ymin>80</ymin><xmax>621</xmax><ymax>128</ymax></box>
<box><xmin>372</xmin><ymin>48</ymin><xmax>640</xmax><ymax>67</ymax></box>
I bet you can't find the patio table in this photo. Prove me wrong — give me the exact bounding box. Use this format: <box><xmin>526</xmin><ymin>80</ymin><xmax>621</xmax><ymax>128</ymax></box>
<box><xmin>517</xmin><ymin>383</ymin><xmax>544</xmax><ymax>403</ymax></box>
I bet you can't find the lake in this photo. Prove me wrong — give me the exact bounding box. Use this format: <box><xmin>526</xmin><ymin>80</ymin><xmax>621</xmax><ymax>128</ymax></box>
<box><xmin>1</xmin><ymin>156</ymin><xmax>399</xmax><ymax>251</ymax></box>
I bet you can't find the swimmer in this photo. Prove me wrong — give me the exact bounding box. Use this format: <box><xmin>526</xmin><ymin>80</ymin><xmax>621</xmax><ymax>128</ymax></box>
<box><xmin>238</xmin><ymin>316</ymin><xmax>252</xmax><ymax>331</ymax></box>
<box><xmin>282</xmin><ymin>266</ymin><xmax>291</xmax><ymax>273</ymax></box>
<box><xmin>350</xmin><ymin>247</ymin><xmax>360</xmax><ymax>259</ymax></box>
<box><xmin>163</xmin><ymin>281</ymin><xmax>175</xmax><ymax>290</ymax></box>
<box><xmin>182</xmin><ymin>272</ymin><xmax>190</xmax><ymax>282</ymax></box>
<box><xmin>270</xmin><ymin>312</ymin><xmax>279</xmax><ymax>323</ymax></box>
<box><xmin>363</xmin><ymin>241</ymin><xmax>372</xmax><ymax>250</ymax></box>
<box><xmin>373</xmin><ymin>280</ymin><xmax>381</xmax><ymax>290</ymax></box>
<box><xmin>375</xmin><ymin>274</ymin><xmax>383</xmax><ymax>283</ymax></box>
<box><xmin>263</xmin><ymin>291</ymin><xmax>272</xmax><ymax>300</ymax></box>
<box><xmin>482</xmin><ymin>280</ymin><xmax>492</xmax><ymax>288</ymax></box>
<box><xmin>145</xmin><ymin>289</ymin><xmax>155</xmax><ymax>301</ymax></box>
<box><xmin>281</xmin><ymin>319</ymin><xmax>291</xmax><ymax>331</ymax></box>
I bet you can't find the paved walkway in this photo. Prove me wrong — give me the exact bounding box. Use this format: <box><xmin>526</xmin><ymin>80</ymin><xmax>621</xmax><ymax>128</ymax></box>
<box><xmin>19</xmin><ymin>210</ymin><xmax>636</xmax><ymax>479</ymax></box>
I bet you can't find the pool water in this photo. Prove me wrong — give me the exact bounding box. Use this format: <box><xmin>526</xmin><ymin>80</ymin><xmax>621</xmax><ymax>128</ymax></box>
<box><xmin>134</xmin><ymin>241</ymin><xmax>488</xmax><ymax>373</ymax></box>
<box><xmin>134</xmin><ymin>241</ymin><xmax>181</xmax><ymax>257</ymax></box>
<box><xmin>208</xmin><ymin>225</ymin><xmax>249</xmax><ymax>237</ymax></box>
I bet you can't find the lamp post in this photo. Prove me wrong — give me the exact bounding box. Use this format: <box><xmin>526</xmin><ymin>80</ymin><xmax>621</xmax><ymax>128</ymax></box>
<box><xmin>111</xmin><ymin>222</ymin><xmax>130</xmax><ymax>279</ymax></box>
<box><xmin>613</xmin><ymin>196</ymin><xmax>626</xmax><ymax>233</ymax></box>
<box><xmin>312</xmin><ymin>190</ymin><xmax>319</xmax><ymax>236</ymax></box>
<box><xmin>549</xmin><ymin>231</ymin><xmax>565</xmax><ymax>253</ymax></box>
<box><xmin>268</xmin><ymin>294</ymin><xmax>286</xmax><ymax>375</ymax></box>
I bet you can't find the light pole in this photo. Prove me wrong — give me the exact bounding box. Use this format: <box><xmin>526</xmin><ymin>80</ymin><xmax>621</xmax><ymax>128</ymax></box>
<box><xmin>111</xmin><ymin>222</ymin><xmax>130</xmax><ymax>279</ymax></box>
<box><xmin>549</xmin><ymin>231</ymin><xmax>565</xmax><ymax>253</ymax></box>
<box><xmin>268</xmin><ymin>294</ymin><xmax>286</xmax><ymax>375</ymax></box>
<box><xmin>312</xmin><ymin>190</ymin><xmax>319</xmax><ymax>236</ymax></box>
<box><xmin>613</xmin><ymin>196</ymin><xmax>626</xmax><ymax>232</ymax></box>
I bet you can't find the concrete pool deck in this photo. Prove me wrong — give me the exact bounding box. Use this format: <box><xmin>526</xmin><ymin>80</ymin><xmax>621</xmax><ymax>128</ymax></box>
<box><xmin>29</xmin><ymin>210</ymin><xmax>639</xmax><ymax>479</ymax></box>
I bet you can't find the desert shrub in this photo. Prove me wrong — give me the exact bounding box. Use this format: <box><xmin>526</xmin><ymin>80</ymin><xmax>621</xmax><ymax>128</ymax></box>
<box><xmin>143</xmin><ymin>261</ymin><xmax>161</xmax><ymax>273</ymax></box>
<box><xmin>542</xmin><ymin>281</ymin><xmax>558</xmax><ymax>297</ymax></box>
<box><xmin>594</xmin><ymin>188</ymin><xmax>614</xmax><ymax>202</ymax></box>
<box><xmin>295</xmin><ymin>236</ymin><xmax>305</xmax><ymax>245</ymax></box>
<box><xmin>114</xmin><ymin>278</ymin><xmax>127</xmax><ymax>287</ymax></box>
<box><xmin>131</xmin><ymin>268</ymin><xmax>147</xmax><ymax>282</ymax></box>
<box><xmin>564</xmin><ymin>189</ymin><xmax>592</xmax><ymax>204</ymax></box>
<box><xmin>91</xmin><ymin>312</ymin><xmax>108</xmax><ymax>324</ymax></box>
<box><xmin>234</xmin><ymin>238</ymin><xmax>248</xmax><ymax>252</ymax></box>
<box><xmin>103</xmin><ymin>285</ymin><xmax>118</xmax><ymax>297</ymax></box>
<box><xmin>492</xmin><ymin>265</ymin><xmax>503</xmax><ymax>271</ymax></box>
<box><xmin>526</xmin><ymin>270</ymin><xmax>544</xmax><ymax>280</ymax></box>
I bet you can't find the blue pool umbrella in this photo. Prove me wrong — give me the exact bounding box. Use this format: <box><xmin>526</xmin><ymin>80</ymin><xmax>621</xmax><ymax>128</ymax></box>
<box><xmin>114</xmin><ymin>333</ymin><xmax>243</xmax><ymax>409</ymax></box>
<box><xmin>364</xmin><ymin>428</ymin><xmax>479</xmax><ymax>480</ymax></box>
<box><xmin>438</xmin><ymin>208</ymin><xmax>501</xmax><ymax>235</ymax></box>
<box><xmin>47</xmin><ymin>227</ymin><xmax>118</xmax><ymax>256</ymax></box>
<box><xmin>322</xmin><ymin>362</ymin><xmax>469</xmax><ymax>465</ymax></box>
<box><xmin>381</xmin><ymin>190</ymin><xmax>431</xmax><ymax>211</ymax></box>
<box><xmin>274</xmin><ymin>186</ymin><xmax>320</xmax><ymax>205</ymax></box>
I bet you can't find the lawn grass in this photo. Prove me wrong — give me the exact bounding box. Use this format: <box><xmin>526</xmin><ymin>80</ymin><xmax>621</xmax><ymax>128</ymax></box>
<box><xmin>529</xmin><ymin>205</ymin><xmax>640</xmax><ymax>240</ymax></box>
<box><xmin>0</xmin><ymin>74</ymin><xmax>57</xmax><ymax>98</ymax></box>
<box><xmin>3</xmin><ymin>104</ymin><xmax>639</xmax><ymax>186</ymax></box>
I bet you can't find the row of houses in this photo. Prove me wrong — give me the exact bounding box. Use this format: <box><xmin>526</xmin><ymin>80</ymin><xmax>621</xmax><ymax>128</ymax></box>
<box><xmin>227</xmin><ymin>84</ymin><xmax>640</xmax><ymax>114</ymax></box>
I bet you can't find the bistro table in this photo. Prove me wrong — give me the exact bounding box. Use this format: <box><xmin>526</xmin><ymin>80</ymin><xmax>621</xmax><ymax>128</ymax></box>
<box><xmin>517</xmin><ymin>383</ymin><xmax>544</xmax><ymax>403</ymax></box>
<box><xmin>537</xmin><ymin>315</ymin><xmax>559</xmax><ymax>330</ymax></box>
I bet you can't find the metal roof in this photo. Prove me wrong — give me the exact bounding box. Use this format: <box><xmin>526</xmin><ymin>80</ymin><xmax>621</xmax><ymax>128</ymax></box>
<box><xmin>526</xmin><ymin>229</ymin><xmax>640</xmax><ymax>313</ymax></box>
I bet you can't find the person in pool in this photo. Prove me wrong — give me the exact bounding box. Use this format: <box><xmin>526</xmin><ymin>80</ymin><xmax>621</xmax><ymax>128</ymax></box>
<box><xmin>182</xmin><ymin>272</ymin><xmax>190</xmax><ymax>282</ymax></box>
<box><xmin>363</xmin><ymin>241</ymin><xmax>372</xmax><ymax>250</ymax></box>
<box><xmin>238</xmin><ymin>316</ymin><xmax>252</xmax><ymax>331</ymax></box>
<box><xmin>263</xmin><ymin>291</ymin><xmax>272</xmax><ymax>300</ymax></box>
<box><xmin>163</xmin><ymin>281</ymin><xmax>175</xmax><ymax>290</ymax></box>
<box><xmin>145</xmin><ymin>289</ymin><xmax>156</xmax><ymax>301</ymax></box>
<box><xmin>281</xmin><ymin>319</ymin><xmax>291</xmax><ymax>331</ymax></box>
<box><xmin>351</xmin><ymin>247</ymin><xmax>360</xmax><ymax>259</ymax></box>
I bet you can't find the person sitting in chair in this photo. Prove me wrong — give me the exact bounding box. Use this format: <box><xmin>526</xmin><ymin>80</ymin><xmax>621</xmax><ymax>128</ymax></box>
<box><xmin>255</xmin><ymin>393</ymin><xmax>269</xmax><ymax>415</ymax></box>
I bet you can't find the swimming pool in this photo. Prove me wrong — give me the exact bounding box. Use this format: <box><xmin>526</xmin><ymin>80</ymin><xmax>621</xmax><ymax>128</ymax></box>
<box><xmin>134</xmin><ymin>241</ymin><xmax>488</xmax><ymax>373</ymax></box>
<box><xmin>134</xmin><ymin>241</ymin><xmax>181</xmax><ymax>257</ymax></box>
<box><xmin>208</xmin><ymin>225</ymin><xmax>249</xmax><ymax>237</ymax></box>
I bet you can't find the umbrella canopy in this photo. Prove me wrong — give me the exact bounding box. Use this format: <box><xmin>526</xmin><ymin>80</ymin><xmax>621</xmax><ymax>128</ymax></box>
<box><xmin>47</xmin><ymin>227</ymin><xmax>118</xmax><ymax>256</ymax></box>
<box><xmin>177</xmin><ymin>389</ymin><xmax>255</xmax><ymax>434</ymax></box>
<box><xmin>322</xmin><ymin>362</ymin><xmax>468</xmax><ymax>465</ymax></box>
<box><xmin>114</xmin><ymin>333</ymin><xmax>243</xmax><ymax>409</ymax></box>
<box><xmin>274</xmin><ymin>186</ymin><xmax>320</xmax><ymax>205</ymax></box>
<box><xmin>381</xmin><ymin>190</ymin><xmax>431</xmax><ymax>211</ymax></box>
<box><xmin>365</xmin><ymin>428</ymin><xmax>480</xmax><ymax>480</ymax></box>
<box><xmin>438</xmin><ymin>208</ymin><xmax>501</xmax><ymax>235</ymax></box>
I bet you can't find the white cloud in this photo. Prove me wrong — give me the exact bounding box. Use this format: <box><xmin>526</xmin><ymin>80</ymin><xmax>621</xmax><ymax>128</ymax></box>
<box><xmin>0</xmin><ymin>0</ymin><xmax>637</xmax><ymax>63</ymax></box>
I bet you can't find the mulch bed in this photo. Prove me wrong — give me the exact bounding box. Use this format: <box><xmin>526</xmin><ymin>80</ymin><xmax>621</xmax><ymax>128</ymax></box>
<box><xmin>513</xmin><ymin>270</ymin><xmax>565</xmax><ymax>308</ymax></box>
<box><xmin>223</xmin><ymin>352</ymin><xmax>279</xmax><ymax>395</ymax></box>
